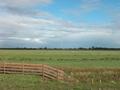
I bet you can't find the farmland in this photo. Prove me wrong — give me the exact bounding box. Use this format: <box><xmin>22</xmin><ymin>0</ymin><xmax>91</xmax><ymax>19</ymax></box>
<box><xmin>0</xmin><ymin>50</ymin><xmax>120</xmax><ymax>68</ymax></box>
<box><xmin>0</xmin><ymin>50</ymin><xmax>120</xmax><ymax>90</ymax></box>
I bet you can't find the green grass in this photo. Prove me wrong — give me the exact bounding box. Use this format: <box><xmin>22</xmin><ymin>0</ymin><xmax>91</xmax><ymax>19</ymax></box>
<box><xmin>0</xmin><ymin>50</ymin><xmax>120</xmax><ymax>90</ymax></box>
<box><xmin>0</xmin><ymin>74</ymin><xmax>120</xmax><ymax>90</ymax></box>
<box><xmin>0</xmin><ymin>74</ymin><xmax>92</xmax><ymax>90</ymax></box>
<box><xmin>0</xmin><ymin>74</ymin><xmax>71</xmax><ymax>90</ymax></box>
<box><xmin>0</xmin><ymin>50</ymin><xmax>120</xmax><ymax>68</ymax></box>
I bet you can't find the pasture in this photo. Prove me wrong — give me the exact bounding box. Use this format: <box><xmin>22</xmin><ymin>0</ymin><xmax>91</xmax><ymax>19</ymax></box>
<box><xmin>0</xmin><ymin>50</ymin><xmax>120</xmax><ymax>90</ymax></box>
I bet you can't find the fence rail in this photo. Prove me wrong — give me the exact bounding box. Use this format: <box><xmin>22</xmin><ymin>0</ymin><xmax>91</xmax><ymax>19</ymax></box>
<box><xmin>0</xmin><ymin>63</ymin><xmax>65</xmax><ymax>80</ymax></box>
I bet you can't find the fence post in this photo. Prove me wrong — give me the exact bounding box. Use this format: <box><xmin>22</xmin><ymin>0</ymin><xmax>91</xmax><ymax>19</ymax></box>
<box><xmin>100</xmin><ymin>79</ymin><xmax>102</xmax><ymax>84</ymax></box>
<box><xmin>3</xmin><ymin>62</ymin><xmax>5</xmax><ymax>74</ymax></box>
<box><xmin>22</xmin><ymin>62</ymin><xmax>24</xmax><ymax>74</ymax></box>
<box><xmin>57</xmin><ymin>70</ymin><xmax>60</xmax><ymax>80</ymax></box>
<box><xmin>91</xmin><ymin>79</ymin><xmax>94</xmax><ymax>85</ymax></box>
<box><xmin>42</xmin><ymin>64</ymin><xmax>44</xmax><ymax>80</ymax></box>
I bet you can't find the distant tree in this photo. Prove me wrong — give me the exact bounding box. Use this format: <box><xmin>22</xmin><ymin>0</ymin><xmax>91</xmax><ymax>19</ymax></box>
<box><xmin>44</xmin><ymin>47</ymin><xmax>47</xmax><ymax>50</ymax></box>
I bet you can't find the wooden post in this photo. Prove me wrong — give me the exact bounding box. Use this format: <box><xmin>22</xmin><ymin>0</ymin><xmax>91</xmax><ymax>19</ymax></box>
<box><xmin>3</xmin><ymin>62</ymin><xmax>5</xmax><ymax>74</ymax></box>
<box><xmin>57</xmin><ymin>70</ymin><xmax>58</xmax><ymax>80</ymax></box>
<box><xmin>91</xmin><ymin>79</ymin><xmax>94</xmax><ymax>85</ymax></box>
<box><xmin>42</xmin><ymin>64</ymin><xmax>44</xmax><ymax>79</ymax></box>
<box><xmin>57</xmin><ymin>70</ymin><xmax>59</xmax><ymax>80</ymax></box>
<box><xmin>100</xmin><ymin>79</ymin><xmax>102</xmax><ymax>84</ymax></box>
<box><xmin>22</xmin><ymin>62</ymin><xmax>24</xmax><ymax>74</ymax></box>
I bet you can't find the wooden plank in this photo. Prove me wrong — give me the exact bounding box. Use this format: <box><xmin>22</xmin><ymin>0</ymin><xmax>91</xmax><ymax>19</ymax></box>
<box><xmin>43</xmin><ymin>73</ymin><xmax>56</xmax><ymax>80</ymax></box>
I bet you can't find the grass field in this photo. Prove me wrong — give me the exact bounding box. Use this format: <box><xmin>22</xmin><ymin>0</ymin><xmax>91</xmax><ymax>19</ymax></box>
<box><xmin>0</xmin><ymin>50</ymin><xmax>120</xmax><ymax>68</ymax></box>
<box><xmin>0</xmin><ymin>50</ymin><xmax>120</xmax><ymax>90</ymax></box>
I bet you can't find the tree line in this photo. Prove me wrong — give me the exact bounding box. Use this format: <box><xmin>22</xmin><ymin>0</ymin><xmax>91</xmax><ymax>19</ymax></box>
<box><xmin>0</xmin><ymin>47</ymin><xmax>120</xmax><ymax>50</ymax></box>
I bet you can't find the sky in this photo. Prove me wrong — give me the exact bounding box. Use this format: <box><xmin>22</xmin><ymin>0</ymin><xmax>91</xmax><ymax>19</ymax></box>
<box><xmin>0</xmin><ymin>0</ymin><xmax>120</xmax><ymax>48</ymax></box>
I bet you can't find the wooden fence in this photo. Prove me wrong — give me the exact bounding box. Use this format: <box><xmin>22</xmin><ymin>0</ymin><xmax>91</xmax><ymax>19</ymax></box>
<box><xmin>0</xmin><ymin>63</ymin><xmax>65</xmax><ymax>80</ymax></box>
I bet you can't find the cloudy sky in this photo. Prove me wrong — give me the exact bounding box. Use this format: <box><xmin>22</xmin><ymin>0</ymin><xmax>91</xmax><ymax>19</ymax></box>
<box><xmin>0</xmin><ymin>0</ymin><xmax>120</xmax><ymax>48</ymax></box>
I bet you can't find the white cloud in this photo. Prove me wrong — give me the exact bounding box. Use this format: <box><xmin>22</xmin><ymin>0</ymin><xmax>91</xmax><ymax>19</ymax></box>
<box><xmin>8</xmin><ymin>37</ymin><xmax>44</xmax><ymax>44</ymax></box>
<box><xmin>0</xmin><ymin>0</ymin><xmax>53</xmax><ymax>17</ymax></box>
<box><xmin>0</xmin><ymin>0</ymin><xmax>52</xmax><ymax>7</ymax></box>
<box><xmin>0</xmin><ymin>0</ymin><xmax>120</xmax><ymax>48</ymax></box>
<box><xmin>0</xmin><ymin>11</ymin><xmax>120</xmax><ymax>48</ymax></box>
